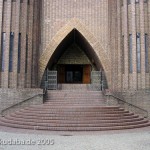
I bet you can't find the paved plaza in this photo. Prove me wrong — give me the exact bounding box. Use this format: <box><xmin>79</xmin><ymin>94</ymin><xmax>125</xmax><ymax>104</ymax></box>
<box><xmin>0</xmin><ymin>126</ymin><xmax>150</xmax><ymax>150</ymax></box>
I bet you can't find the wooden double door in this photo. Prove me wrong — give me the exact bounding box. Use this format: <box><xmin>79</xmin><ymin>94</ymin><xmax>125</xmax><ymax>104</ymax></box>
<box><xmin>58</xmin><ymin>64</ymin><xmax>91</xmax><ymax>84</ymax></box>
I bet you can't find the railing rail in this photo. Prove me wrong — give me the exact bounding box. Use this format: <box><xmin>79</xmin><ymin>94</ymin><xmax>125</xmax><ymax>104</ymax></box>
<box><xmin>103</xmin><ymin>90</ymin><xmax>148</xmax><ymax>118</ymax></box>
<box><xmin>1</xmin><ymin>88</ymin><xmax>47</xmax><ymax>116</ymax></box>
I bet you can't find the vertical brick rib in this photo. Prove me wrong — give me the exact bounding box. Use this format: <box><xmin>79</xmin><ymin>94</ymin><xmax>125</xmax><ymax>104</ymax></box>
<box><xmin>140</xmin><ymin>0</ymin><xmax>146</xmax><ymax>89</ymax></box>
<box><xmin>9</xmin><ymin>1</ymin><xmax>15</xmax><ymax>88</ymax></box>
<box><xmin>113</xmin><ymin>1</ymin><xmax>118</xmax><ymax>91</ymax></box>
<box><xmin>19</xmin><ymin>0</ymin><xmax>28</xmax><ymax>88</ymax></box>
<box><xmin>117</xmin><ymin>0</ymin><xmax>122</xmax><ymax>91</ymax></box>
<box><xmin>32</xmin><ymin>0</ymin><xmax>39</xmax><ymax>87</ymax></box>
<box><xmin>12</xmin><ymin>0</ymin><xmax>20</xmax><ymax>88</ymax></box>
<box><xmin>148</xmin><ymin>0</ymin><xmax>150</xmax><ymax>88</ymax></box>
<box><xmin>123</xmin><ymin>0</ymin><xmax>129</xmax><ymax>90</ymax></box>
<box><xmin>2</xmin><ymin>0</ymin><xmax>12</xmax><ymax>88</ymax></box>
<box><xmin>144</xmin><ymin>3</ymin><xmax>149</xmax><ymax>89</ymax></box>
<box><xmin>0</xmin><ymin>0</ymin><xmax>3</xmax><ymax>87</ymax></box>
<box><xmin>109</xmin><ymin>0</ymin><xmax>118</xmax><ymax>91</ymax></box>
<box><xmin>26</xmin><ymin>0</ymin><xmax>33</xmax><ymax>88</ymax></box>
<box><xmin>108</xmin><ymin>1</ymin><xmax>112</xmax><ymax>88</ymax></box>
<box><xmin>1</xmin><ymin>1</ymin><xmax>6</xmax><ymax>87</ymax></box>
<box><xmin>105</xmin><ymin>0</ymin><xmax>109</xmax><ymax>53</ymax></box>
<box><xmin>42</xmin><ymin>0</ymin><xmax>46</xmax><ymax>50</ymax></box>
<box><xmin>131</xmin><ymin>0</ymin><xmax>137</xmax><ymax>90</ymax></box>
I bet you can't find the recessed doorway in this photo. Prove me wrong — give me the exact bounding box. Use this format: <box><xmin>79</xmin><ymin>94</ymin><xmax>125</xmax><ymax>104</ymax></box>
<box><xmin>65</xmin><ymin>65</ymin><xmax>83</xmax><ymax>83</ymax></box>
<box><xmin>57</xmin><ymin>64</ymin><xmax>91</xmax><ymax>84</ymax></box>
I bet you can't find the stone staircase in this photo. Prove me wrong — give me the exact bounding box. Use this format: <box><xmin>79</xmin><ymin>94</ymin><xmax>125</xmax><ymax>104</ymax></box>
<box><xmin>0</xmin><ymin>87</ymin><xmax>150</xmax><ymax>131</ymax></box>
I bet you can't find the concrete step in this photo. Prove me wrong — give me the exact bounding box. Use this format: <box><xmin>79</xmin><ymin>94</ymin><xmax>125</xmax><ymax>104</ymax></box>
<box><xmin>0</xmin><ymin>118</ymin><xmax>150</xmax><ymax>131</ymax></box>
<box><xmin>44</xmin><ymin>100</ymin><xmax>105</xmax><ymax>103</ymax></box>
<box><xmin>12</xmin><ymin>111</ymin><xmax>134</xmax><ymax>117</ymax></box>
<box><xmin>5</xmin><ymin>115</ymin><xmax>143</xmax><ymax>124</ymax></box>
<box><xmin>0</xmin><ymin>117</ymin><xmax>148</xmax><ymax>127</ymax></box>
<box><xmin>17</xmin><ymin>109</ymin><xmax>130</xmax><ymax>115</ymax></box>
<box><xmin>28</xmin><ymin>105</ymin><xmax>120</xmax><ymax>109</ymax></box>
<box><xmin>57</xmin><ymin>84</ymin><xmax>91</xmax><ymax>91</ymax></box>
<box><xmin>22</xmin><ymin>107</ymin><xmax>125</xmax><ymax>112</ymax></box>
<box><xmin>6</xmin><ymin>113</ymin><xmax>141</xmax><ymax>120</ymax></box>
<box><xmin>43</xmin><ymin>103</ymin><xmax>106</xmax><ymax>105</ymax></box>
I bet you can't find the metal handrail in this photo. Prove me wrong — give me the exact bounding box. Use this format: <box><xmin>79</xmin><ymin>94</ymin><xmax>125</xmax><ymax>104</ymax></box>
<box><xmin>1</xmin><ymin>89</ymin><xmax>47</xmax><ymax>116</ymax></box>
<box><xmin>103</xmin><ymin>90</ymin><xmax>148</xmax><ymax>118</ymax></box>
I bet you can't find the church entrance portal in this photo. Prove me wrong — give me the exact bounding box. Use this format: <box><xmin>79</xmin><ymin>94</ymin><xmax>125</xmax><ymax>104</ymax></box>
<box><xmin>40</xmin><ymin>29</ymin><xmax>108</xmax><ymax>90</ymax></box>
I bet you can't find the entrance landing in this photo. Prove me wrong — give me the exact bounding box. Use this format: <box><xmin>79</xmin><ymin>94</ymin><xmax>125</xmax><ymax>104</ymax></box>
<box><xmin>57</xmin><ymin>84</ymin><xmax>91</xmax><ymax>91</ymax></box>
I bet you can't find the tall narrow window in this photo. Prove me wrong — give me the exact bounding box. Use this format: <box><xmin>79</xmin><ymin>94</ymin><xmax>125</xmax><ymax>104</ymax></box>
<box><xmin>9</xmin><ymin>32</ymin><xmax>14</xmax><ymax>72</ymax></box>
<box><xmin>18</xmin><ymin>33</ymin><xmax>21</xmax><ymax>73</ymax></box>
<box><xmin>128</xmin><ymin>0</ymin><xmax>131</xmax><ymax>5</ymax></box>
<box><xmin>28</xmin><ymin>0</ymin><xmax>30</xmax><ymax>5</ymax></box>
<box><xmin>121</xmin><ymin>0</ymin><xmax>123</xmax><ymax>6</ymax></box>
<box><xmin>1</xmin><ymin>32</ymin><xmax>6</xmax><ymax>72</ymax></box>
<box><xmin>25</xmin><ymin>34</ymin><xmax>28</xmax><ymax>73</ymax></box>
<box><xmin>129</xmin><ymin>34</ymin><xmax>133</xmax><ymax>73</ymax></box>
<box><xmin>135</xmin><ymin>0</ymin><xmax>139</xmax><ymax>3</ymax></box>
<box><xmin>144</xmin><ymin>0</ymin><xmax>148</xmax><ymax>3</ymax></box>
<box><xmin>136</xmin><ymin>33</ymin><xmax>141</xmax><ymax>73</ymax></box>
<box><xmin>122</xmin><ymin>35</ymin><xmax>124</xmax><ymax>73</ymax></box>
<box><xmin>145</xmin><ymin>34</ymin><xmax>149</xmax><ymax>73</ymax></box>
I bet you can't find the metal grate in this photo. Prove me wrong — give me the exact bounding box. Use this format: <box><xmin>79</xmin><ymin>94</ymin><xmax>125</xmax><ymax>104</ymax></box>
<box><xmin>90</xmin><ymin>71</ymin><xmax>108</xmax><ymax>91</ymax></box>
<box><xmin>41</xmin><ymin>70</ymin><xmax>57</xmax><ymax>90</ymax></box>
<box><xmin>102</xmin><ymin>71</ymin><xmax>108</xmax><ymax>89</ymax></box>
<box><xmin>41</xmin><ymin>70</ymin><xmax>107</xmax><ymax>91</ymax></box>
<box><xmin>47</xmin><ymin>71</ymin><xmax>57</xmax><ymax>90</ymax></box>
<box><xmin>90</xmin><ymin>71</ymin><xmax>102</xmax><ymax>91</ymax></box>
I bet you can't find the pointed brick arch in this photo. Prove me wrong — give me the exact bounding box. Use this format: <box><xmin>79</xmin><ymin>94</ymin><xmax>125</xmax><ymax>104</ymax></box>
<box><xmin>39</xmin><ymin>18</ymin><xmax>111</xmax><ymax>88</ymax></box>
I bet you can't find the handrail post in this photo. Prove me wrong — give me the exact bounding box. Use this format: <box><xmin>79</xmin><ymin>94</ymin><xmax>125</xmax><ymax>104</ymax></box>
<box><xmin>43</xmin><ymin>82</ymin><xmax>48</xmax><ymax>103</ymax></box>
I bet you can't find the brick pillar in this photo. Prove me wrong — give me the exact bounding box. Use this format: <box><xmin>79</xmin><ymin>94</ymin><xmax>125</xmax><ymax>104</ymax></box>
<box><xmin>131</xmin><ymin>0</ymin><xmax>137</xmax><ymax>90</ymax></box>
<box><xmin>19</xmin><ymin>0</ymin><xmax>28</xmax><ymax>88</ymax></box>
<box><xmin>32</xmin><ymin>0</ymin><xmax>40</xmax><ymax>88</ymax></box>
<box><xmin>113</xmin><ymin>1</ymin><xmax>118</xmax><ymax>91</ymax></box>
<box><xmin>12</xmin><ymin>0</ymin><xmax>20</xmax><ymax>88</ymax></box>
<box><xmin>140</xmin><ymin>0</ymin><xmax>146</xmax><ymax>89</ymax></box>
<box><xmin>2</xmin><ymin>0</ymin><xmax>12</xmax><ymax>88</ymax></box>
<box><xmin>0</xmin><ymin>0</ymin><xmax>3</xmax><ymax>88</ymax></box>
<box><xmin>43</xmin><ymin>0</ymin><xmax>47</xmax><ymax>50</ymax></box>
<box><xmin>108</xmin><ymin>0</ymin><xmax>118</xmax><ymax>91</ymax></box>
<box><xmin>123</xmin><ymin>0</ymin><xmax>129</xmax><ymax>90</ymax></box>
<box><xmin>1</xmin><ymin>2</ymin><xmax>6</xmax><ymax>87</ymax></box>
<box><xmin>117</xmin><ymin>0</ymin><xmax>122</xmax><ymax>91</ymax></box>
<box><xmin>108</xmin><ymin>1</ymin><xmax>113</xmax><ymax>90</ymax></box>
<box><xmin>9</xmin><ymin>1</ymin><xmax>16</xmax><ymax>88</ymax></box>
<box><xmin>26</xmin><ymin>0</ymin><xmax>34</xmax><ymax>88</ymax></box>
<box><xmin>148</xmin><ymin>0</ymin><xmax>150</xmax><ymax>88</ymax></box>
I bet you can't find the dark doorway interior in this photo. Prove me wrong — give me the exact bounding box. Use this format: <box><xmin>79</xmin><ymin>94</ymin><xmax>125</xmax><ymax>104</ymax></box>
<box><xmin>57</xmin><ymin>64</ymin><xmax>91</xmax><ymax>84</ymax></box>
<box><xmin>65</xmin><ymin>65</ymin><xmax>83</xmax><ymax>83</ymax></box>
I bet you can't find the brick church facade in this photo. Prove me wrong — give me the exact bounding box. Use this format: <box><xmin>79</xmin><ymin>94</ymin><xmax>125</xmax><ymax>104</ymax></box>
<box><xmin>0</xmin><ymin>0</ymin><xmax>150</xmax><ymax>130</ymax></box>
